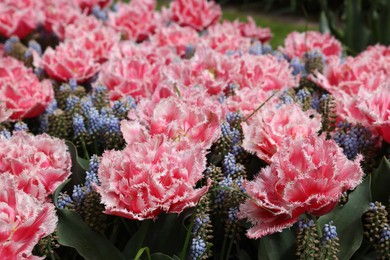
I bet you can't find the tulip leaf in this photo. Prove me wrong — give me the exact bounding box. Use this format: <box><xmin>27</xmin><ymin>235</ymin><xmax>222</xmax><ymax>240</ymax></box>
<box><xmin>371</xmin><ymin>157</ymin><xmax>390</xmax><ymax>204</ymax></box>
<box><xmin>151</xmin><ymin>253</ymin><xmax>180</xmax><ymax>260</ymax></box>
<box><xmin>65</xmin><ymin>140</ymin><xmax>87</xmax><ymax>184</ymax></box>
<box><xmin>56</xmin><ymin>209</ymin><xmax>125</xmax><ymax>260</ymax></box>
<box><xmin>258</xmin><ymin>227</ymin><xmax>296</xmax><ymax>260</ymax></box>
<box><xmin>122</xmin><ymin>213</ymin><xmax>187</xmax><ymax>258</ymax></box>
<box><xmin>318</xmin><ymin>175</ymin><xmax>371</xmax><ymax>259</ymax></box>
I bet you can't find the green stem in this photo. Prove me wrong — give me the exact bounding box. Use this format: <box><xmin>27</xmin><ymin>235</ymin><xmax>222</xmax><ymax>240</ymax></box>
<box><xmin>134</xmin><ymin>247</ymin><xmax>151</xmax><ymax>260</ymax></box>
<box><xmin>81</xmin><ymin>137</ymin><xmax>90</xmax><ymax>161</ymax></box>
<box><xmin>220</xmin><ymin>233</ymin><xmax>229</xmax><ymax>260</ymax></box>
<box><xmin>179</xmin><ymin>209</ymin><xmax>196</xmax><ymax>260</ymax></box>
<box><xmin>225</xmin><ymin>228</ymin><xmax>236</xmax><ymax>260</ymax></box>
<box><xmin>134</xmin><ymin>220</ymin><xmax>151</xmax><ymax>256</ymax></box>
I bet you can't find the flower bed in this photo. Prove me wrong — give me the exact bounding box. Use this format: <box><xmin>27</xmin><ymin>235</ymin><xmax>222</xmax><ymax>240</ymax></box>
<box><xmin>0</xmin><ymin>0</ymin><xmax>389</xmax><ymax>259</ymax></box>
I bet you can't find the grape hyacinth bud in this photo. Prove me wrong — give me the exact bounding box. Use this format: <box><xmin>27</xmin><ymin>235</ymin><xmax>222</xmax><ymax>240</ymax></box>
<box><xmin>320</xmin><ymin>222</ymin><xmax>340</xmax><ymax>259</ymax></box>
<box><xmin>13</xmin><ymin>121</ymin><xmax>28</xmax><ymax>132</ymax></box>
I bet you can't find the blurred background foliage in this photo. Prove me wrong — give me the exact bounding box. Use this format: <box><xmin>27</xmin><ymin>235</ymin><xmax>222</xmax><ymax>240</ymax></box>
<box><xmin>154</xmin><ymin>0</ymin><xmax>390</xmax><ymax>53</ymax></box>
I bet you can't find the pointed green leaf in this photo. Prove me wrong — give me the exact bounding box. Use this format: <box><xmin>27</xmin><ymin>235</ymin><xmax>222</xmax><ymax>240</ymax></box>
<box><xmin>371</xmin><ymin>157</ymin><xmax>390</xmax><ymax>204</ymax></box>
<box><xmin>258</xmin><ymin>228</ymin><xmax>295</xmax><ymax>259</ymax></box>
<box><xmin>56</xmin><ymin>209</ymin><xmax>125</xmax><ymax>260</ymax></box>
<box><xmin>65</xmin><ymin>140</ymin><xmax>87</xmax><ymax>184</ymax></box>
<box><xmin>318</xmin><ymin>176</ymin><xmax>371</xmax><ymax>259</ymax></box>
<box><xmin>151</xmin><ymin>253</ymin><xmax>177</xmax><ymax>260</ymax></box>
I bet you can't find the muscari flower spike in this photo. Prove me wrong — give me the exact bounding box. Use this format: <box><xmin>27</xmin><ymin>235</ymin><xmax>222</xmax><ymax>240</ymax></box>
<box><xmin>295</xmin><ymin>218</ymin><xmax>320</xmax><ymax>260</ymax></box>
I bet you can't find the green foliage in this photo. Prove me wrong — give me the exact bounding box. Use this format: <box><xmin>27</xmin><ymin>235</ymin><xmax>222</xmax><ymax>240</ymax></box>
<box><xmin>258</xmin><ymin>228</ymin><xmax>296</xmax><ymax>259</ymax></box>
<box><xmin>56</xmin><ymin>209</ymin><xmax>126</xmax><ymax>260</ymax></box>
<box><xmin>320</xmin><ymin>0</ymin><xmax>390</xmax><ymax>55</ymax></box>
<box><xmin>371</xmin><ymin>157</ymin><xmax>390</xmax><ymax>205</ymax></box>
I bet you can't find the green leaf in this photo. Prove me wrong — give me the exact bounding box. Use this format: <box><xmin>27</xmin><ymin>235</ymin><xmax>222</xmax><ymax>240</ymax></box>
<box><xmin>318</xmin><ymin>176</ymin><xmax>371</xmax><ymax>259</ymax></box>
<box><xmin>371</xmin><ymin>157</ymin><xmax>390</xmax><ymax>204</ymax></box>
<box><xmin>56</xmin><ymin>209</ymin><xmax>125</xmax><ymax>260</ymax></box>
<box><xmin>65</xmin><ymin>140</ymin><xmax>87</xmax><ymax>184</ymax></box>
<box><xmin>151</xmin><ymin>253</ymin><xmax>178</xmax><ymax>260</ymax></box>
<box><xmin>258</xmin><ymin>228</ymin><xmax>296</xmax><ymax>259</ymax></box>
<box><xmin>122</xmin><ymin>213</ymin><xmax>187</xmax><ymax>258</ymax></box>
<box><xmin>134</xmin><ymin>247</ymin><xmax>151</xmax><ymax>260</ymax></box>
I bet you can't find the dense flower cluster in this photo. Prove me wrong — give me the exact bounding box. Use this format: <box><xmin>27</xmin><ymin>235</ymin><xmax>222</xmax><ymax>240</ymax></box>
<box><xmin>0</xmin><ymin>0</ymin><xmax>389</xmax><ymax>258</ymax></box>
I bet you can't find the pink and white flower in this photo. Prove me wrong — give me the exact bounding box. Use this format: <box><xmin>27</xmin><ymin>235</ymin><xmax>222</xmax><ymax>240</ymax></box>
<box><xmin>234</xmin><ymin>16</ymin><xmax>272</xmax><ymax>43</ymax></box>
<box><xmin>42</xmin><ymin>41</ymin><xmax>100</xmax><ymax>83</ymax></box>
<box><xmin>0</xmin><ymin>173</ymin><xmax>57</xmax><ymax>260</ymax></box>
<box><xmin>98</xmin><ymin>56</ymin><xmax>161</xmax><ymax>101</ymax></box>
<box><xmin>234</xmin><ymin>54</ymin><xmax>298</xmax><ymax>91</ymax></box>
<box><xmin>282</xmin><ymin>31</ymin><xmax>342</xmax><ymax>59</ymax></box>
<box><xmin>0</xmin><ymin>0</ymin><xmax>42</xmax><ymax>38</ymax></box>
<box><xmin>241</xmin><ymin>103</ymin><xmax>322</xmax><ymax>163</ymax></box>
<box><xmin>122</xmin><ymin>95</ymin><xmax>221</xmax><ymax>149</ymax></box>
<box><xmin>0</xmin><ymin>57</ymin><xmax>53</xmax><ymax>120</ymax></box>
<box><xmin>169</xmin><ymin>0</ymin><xmax>221</xmax><ymax>31</ymax></box>
<box><xmin>64</xmin><ymin>15</ymin><xmax>121</xmax><ymax>63</ymax></box>
<box><xmin>108</xmin><ymin>1</ymin><xmax>157</xmax><ymax>42</ymax></box>
<box><xmin>238</xmin><ymin>136</ymin><xmax>363</xmax><ymax>238</ymax></box>
<box><xmin>97</xmin><ymin>135</ymin><xmax>209</xmax><ymax>220</ymax></box>
<box><xmin>0</xmin><ymin>132</ymin><xmax>71</xmax><ymax>201</ymax></box>
<box><xmin>151</xmin><ymin>24</ymin><xmax>200</xmax><ymax>56</ymax></box>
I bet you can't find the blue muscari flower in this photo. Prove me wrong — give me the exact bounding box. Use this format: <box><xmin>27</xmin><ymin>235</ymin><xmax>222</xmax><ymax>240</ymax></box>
<box><xmin>34</xmin><ymin>68</ymin><xmax>45</xmax><ymax>78</ymax></box>
<box><xmin>225</xmin><ymin>50</ymin><xmax>238</xmax><ymax>56</ymax></box>
<box><xmin>24</xmin><ymin>49</ymin><xmax>32</xmax><ymax>59</ymax></box>
<box><xmin>221</xmin><ymin>123</ymin><xmax>240</xmax><ymax>145</ymax></box>
<box><xmin>85</xmin><ymin>155</ymin><xmax>100</xmax><ymax>191</ymax></box>
<box><xmin>310</xmin><ymin>92</ymin><xmax>323</xmax><ymax>110</ymax></box>
<box><xmin>322</xmin><ymin>222</ymin><xmax>338</xmax><ymax>244</ymax></box>
<box><xmin>296</xmin><ymin>88</ymin><xmax>311</xmax><ymax>104</ymax></box>
<box><xmin>184</xmin><ymin>44</ymin><xmax>196</xmax><ymax>59</ymax></box>
<box><xmin>68</xmin><ymin>78</ymin><xmax>78</xmax><ymax>91</ymax></box>
<box><xmin>290</xmin><ymin>57</ymin><xmax>307</xmax><ymax>76</ymax></box>
<box><xmin>262</xmin><ymin>44</ymin><xmax>273</xmax><ymax>54</ymax></box>
<box><xmin>100</xmin><ymin>114</ymin><xmax>121</xmax><ymax>134</ymax></box>
<box><xmin>248</xmin><ymin>41</ymin><xmax>263</xmax><ymax>55</ymax></box>
<box><xmin>73</xmin><ymin>113</ymin><xmax>87</xmax><ymax>137</ymax></box>
<box><xmin>369</xmin><ymin>202</ymin><xmax>385</xmax><ymax>211</ymax></box>
<box><xmin>193</xmin><ymin>215</ymin><xmax>210</xmax><ymax>234</ymax></box>
<box><xmin>333</xmin><ymin>122</ymin><xmax>373</xmax><ymax>160</ymax></box>
<box><xmin>81</xmin><ymin>97</ymin><xmax>94</xmax><ymax>115</ymax></box>
<box><xmin>91</xmin><ymin>85</ymin><xmax>108</xmax><ymax>99</ymax></box>
<box><xmin>297</xmin><ymin>219</ymin><xmax>315</xmax><ymax>230</ymax></box>
<box><xmin>65</xmin><ymin>96</ymin><xmax>80</xmax><ymax>111</ymax></box>
<box><xmin>215</xmin><ymin>176</ymin><xmax>233</xmax><ymax>205</ymax></box>
<box><xmin>380</xmin><ymin>224</ymin><xmax>390</xmax><ymax>243</ymax></box>
<box><xmin>218</xmin><ymin>94</ymin><xmax>226</xmax><ymax>103</ymax></box>
<box><xmin>278</xmin><ymin>92</ymin><xmax>294</xmax><ymax>107</ymax></box>
<box><xmin>28</xmin><ymin>40</ymin><xmax>42</xmax><ymax>56</ymax></box>
<box><xmin>38</xmin><ymin>99</ymin><xmax>58</xmax><ymax>133</ymax></box>
<box><xmin>72</xmin><ymin>185</ymin><xmax>86</xmax><ymax>207</ymax></box>
<box><xmin>87</xmin><ymin>107</ymin><xmax>102</xmax><ymax>136</ymax></box>
<box><xmin>112</xmin><ymin>96</ymin><xmax>136</xmax><ymax>113</ymax></box>
<box><xmin>234</xmin><ymin>176</ymin><xmax>245</xmax><ymax>192</ymax></box>
<box><xmin>13</xmin><ymin>121</ymin><xmax>28</xmax><ymax>132</ymax></box>
<box><xmin>306</xmin><ymin>50</ymin><xmax>325</xmax><ymax>63</ymax></box>
<box><xmin>92</xmin><ymin>5</ymin><xmax>108</xmax><ymax>21</ymax></box>
<box><xmin>111</xmin><ymin>3</ymin><xmax>119</xmax><ymax>12</ymax></box>
<box><xmin>4</xmin><ymin>36</ymin><xmax>19</xmax><ymax>53</ymax></box>
<box><xmin>227</xmin><ymin>207</ymin><xmax>238</xmax><ymax>221</ymax></box>
<box><xmin>226</xmin><ymin>112</ymin><xmax>242</xmax><ymax>124</ymax></box>
<box><xmin>190</xmin><ymin>236</ymin><xmax>207</xmax><ymax>260</ymax></box>
<box><xmin>223</xmin><ymin>153</ymin><xmax>237</xmax><ymax>177</ymax></box>
<box><xmin>0</xmin><ymin>129</ymin><xmax>11</xmax><ymax>139</ymax></box>
<box><xmin>57</xmin><ymin>193</ymin><xmax>74</xmax><ymax>209</ymax></box>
